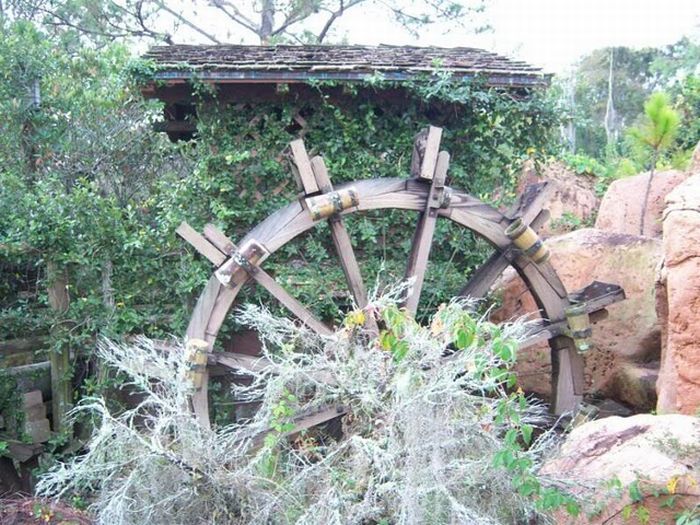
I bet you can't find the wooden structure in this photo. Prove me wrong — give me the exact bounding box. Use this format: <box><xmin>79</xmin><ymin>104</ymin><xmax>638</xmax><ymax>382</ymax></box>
<box><xmin>177</xmin><ymin>127</ymin><xmax>625</xmax><ymax>431</ymax></box>
<box><xmin>141</xmin><ymin>44</ymin><xmax>551</xmax><ymax>140</ymax></box>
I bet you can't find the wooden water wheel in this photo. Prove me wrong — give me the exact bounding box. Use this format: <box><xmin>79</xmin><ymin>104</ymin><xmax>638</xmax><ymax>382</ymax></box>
<box><xmin>177</xmin><ymin>126</ymin><xmax>624</xmax><ymax>431</ymax></box>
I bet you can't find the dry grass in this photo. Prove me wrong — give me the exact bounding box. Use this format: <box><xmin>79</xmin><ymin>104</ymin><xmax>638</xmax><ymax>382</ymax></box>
<box><xmin>37</xmin><ymin>286</ymin><xmax>568</xmax><ymax>524</ymax></box>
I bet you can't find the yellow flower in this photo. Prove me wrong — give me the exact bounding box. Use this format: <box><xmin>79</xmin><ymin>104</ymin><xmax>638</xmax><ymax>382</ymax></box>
<box><xmin>344</xmin><ymin>309</ymin><xmax>366</xmax><ymax>329</ymax></box>
<box><xmin>667</xmin><ymin>475</ymin><xmax>679</xmax><ymax>495</ymax></box>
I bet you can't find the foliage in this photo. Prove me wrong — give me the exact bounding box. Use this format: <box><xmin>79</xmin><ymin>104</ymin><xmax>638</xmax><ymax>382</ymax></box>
<box><xmin>37</xmin><ymin>291</ymin><xmax>579</xmax><ymax>524</ymax></box>
<box><xmin>4</xmin><ymin>0</ymin><xmax>489</xmax><ymax>46</ymax></box>
<box><xmin>0</xmin><ymin>17</ymin><xmax>561</xmax><ymax>431</ymax></box>
<box><xmin>627</xmin><ymin>92</ymin><xmax>681</xmax><ymax>170</ymax></box>
<box><xmin>563</xmin><ymin>38</ymin><xmax>699</xmax><ymax>162</ymax></box>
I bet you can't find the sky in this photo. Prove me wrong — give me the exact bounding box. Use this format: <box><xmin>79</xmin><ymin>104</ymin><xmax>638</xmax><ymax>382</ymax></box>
<box><xmin>177</xmin><ymin>0</ymin><xmax>700</xmax><ymax>73</ymax></box>
<box><xmin>332</xmin><ymin>0</ymin><xmax>700</xmax><ymax>72</ymax></box>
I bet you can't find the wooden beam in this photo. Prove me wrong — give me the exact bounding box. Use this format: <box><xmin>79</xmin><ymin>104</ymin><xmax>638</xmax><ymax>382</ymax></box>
<box><xmin>46</xmin><ymin>262</ymin><xmax>71</xmax><ymax>435</ymax></box>
<box><xmin>198</xmin><ymin>224</ymin><xmax>332</xmax><ymax>336</ymax></box>
<box><xmin>289</xmin><ymin>139</ymin><xmax>319</xmax><ymax>194</ymax></box>
<box><xmin>310</xmin><ymin>156</ymin><xmax>368</xmax><ymax>307</ymax></box>
<box><xmin>203</xmin><ymin>223</ymin><xmax>235</xmax><ymax>255</ymax></box>
<box><xmin>404</xmin><ymin>151</ymin><xmax>449</xmax><ymax>315</ymax></box>
<box><xmin>253</xmin><ymin>270</ymin><xmax>333</xmax><ymax>336</ymax></box>
<box><xmin>176</xmin><ymin>222</ymin><xmax>226</xmax><ymax>266</ymax></box>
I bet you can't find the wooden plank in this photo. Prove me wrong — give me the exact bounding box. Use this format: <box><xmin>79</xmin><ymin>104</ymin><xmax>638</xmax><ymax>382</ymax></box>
<box><xmin>250</xmin><ymin>405</ymin><xmax>347</xmax><ymax>449</ymax></box>
<box><xmin>203</xmin><ymin>223</ymin><xmax>235</xmax><ymax>255</ymax></box>
<box><xmin>216</xmin><ymin>352</ymin><xmax>272</xmax><ymax>374</ymax></box>
<box><xmin>420</xmin><ymin>126</ymin><xmax>443</xmax><ymax>180</ymax></box>
<box><xmin>176</xmin><ymin>222</ymin><xmax>226</xmax><ymax>266</ymax></box>
<box><xmin>0</xmin><ymin>336</ymin><xmax>48</xmax><ymax>357</ymax></box>
<box><xmin>252</xmin><ymin>270</ymin><xmax>333</xmax><ymax>336</ymax></box>
<box><xmin>46</xmin><ymin>261</ymin><xmax>71</xmax><ymax>435</ymax></box>
<box><xmin>410</xmin><ymin>126</ymin><xmax>443</xmax><ymax>180</ymax></box>
<box><xmin>404</xmin><ymin>151</ymin><xmax>449</xmax><ymax>314</ymax></box>
<box><xmin>310</xmin><ymin>156</ymin><xmax>368</xmax><ymax>307</ymax></box>
<box><xmin>289</xmin><ymin>139</ymin><xmax>319</xmax><ymax>194</ymax></box>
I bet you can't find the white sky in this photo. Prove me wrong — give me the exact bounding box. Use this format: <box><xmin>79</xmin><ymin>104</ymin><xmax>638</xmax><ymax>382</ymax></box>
<box><xmin>180</xmin><ymin>0</ymin><xmax>700</xmax><ymax>73</ymax></box>
<box><xmin>332</xmin><ymin>0</ymin><xmax>700</xmax><ymax>72</ymax></box>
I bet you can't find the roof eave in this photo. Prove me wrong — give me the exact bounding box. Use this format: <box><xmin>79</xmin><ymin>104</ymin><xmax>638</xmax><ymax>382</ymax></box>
<box><xmin>150</xmin><ymin>69</ymin><xmax>551</xmax><ymax>89</ymax></box>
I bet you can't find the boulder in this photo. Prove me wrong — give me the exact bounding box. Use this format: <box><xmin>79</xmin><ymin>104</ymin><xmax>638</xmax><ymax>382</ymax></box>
<box><xmin>689</xmin><ymin>141</ymin><xmax>700</xmax><ymax>174</ymax></box>
<box><xmin>491</xmin><ymin>228</ymin><xmax>662</xmax><ymax>407</ymax></box>
<box><xmin>518</xmin><ymin>160</ymin><xmax>599</xmax><ymax>236</ymax></box>
<box><xmin>656</xmin><ymin>174</ymin><xmax>700</xmax><ymax>415</ymax></box>
<box><xmin>541</xmin><ymin>414</ymin><xmax>700</xmax><ymax>524</ymax></box>
<box><xmin>595</xmin><ymin>170</ymin><xmax>689</xmax><ymax>238</ymax></box>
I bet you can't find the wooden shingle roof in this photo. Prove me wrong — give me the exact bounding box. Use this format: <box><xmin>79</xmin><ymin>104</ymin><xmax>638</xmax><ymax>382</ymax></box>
<box><xmin>144</xmin><ymin>44</ymin><xmax>549</xmax><ymax>88</ymax></box>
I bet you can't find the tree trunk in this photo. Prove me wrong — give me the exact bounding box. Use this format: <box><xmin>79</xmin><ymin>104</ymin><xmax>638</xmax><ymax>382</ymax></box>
<box><xmin>260</xmin><ymin>0</ymin><xmax>275</xmax><ymax>43</ymax></box>
<box><xmin>639</xmin><ymin>150</ymin><xmax>658</xmax><ymax>236</ymax></box>
<box><xmin>101</xmin><ymin>258</ymin><xmax>115</xmax><ymax>310</ymax></box>
<box><xmin>604</xmin><ymin>48</ymin><xmax>617</xmax><ymax>146</ymax></box>
<box><xmin>46</xmin><ymin>261</ymin><xmax>72</xmax><ymax>435</ymax></box>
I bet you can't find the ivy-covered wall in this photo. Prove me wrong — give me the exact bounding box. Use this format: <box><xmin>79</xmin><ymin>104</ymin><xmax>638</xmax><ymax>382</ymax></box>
<box><xmin>177</xmin><ymin>79</ymin><xmax>562</xmax><ymax>324</ymax></box>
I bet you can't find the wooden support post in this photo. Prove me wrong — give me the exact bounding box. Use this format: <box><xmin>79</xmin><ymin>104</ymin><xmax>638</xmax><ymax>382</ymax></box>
<box><xmin>404</xmin><ymin>150</ymin><xmax>449</xmax><ymax>315</ymax></box>
<box><xmin>289</xmin><ymin>139</ymin><xmax>319</xmax><ymax>194</ymax></box>
<box><xmin>410</xmin><ymin>126</ymin><xmax>443</xmax><ymax>180</ymax></box>
<box><xmin>46</xmin><ymin>261</ymin><xmax>71</xmax><ymax>435</ymax></box>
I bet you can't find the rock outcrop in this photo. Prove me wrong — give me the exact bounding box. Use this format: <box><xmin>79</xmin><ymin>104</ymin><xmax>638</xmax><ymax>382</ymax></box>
<box><xmin>541</xmin><ymin>414</ymin><xmax>700</xmax><ymax>524</ymax></box>
<box><xmin>656</xmin><ymin>173</ymin><xmax>700</xmax><ymax>415</ymax></box>
<box><xmin>492</xmin><ymin>228</ymin><xmax>661</xmax><ymax>409</ymax></box>
<box><xmin>518</xmin><ymin>160</ymin><xmax>599</xmax><ymax>236</ymax></box>
<box><xmin>595</xmin><ymin>170</ymin><xmax>689</xmax><ymax>238</ymax></box>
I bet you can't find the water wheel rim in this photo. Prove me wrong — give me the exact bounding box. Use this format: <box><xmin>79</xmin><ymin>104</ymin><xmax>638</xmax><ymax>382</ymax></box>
<box><xmin>185</xmin><ymin>177</ymin><xmax>582</xmax><ymax>426</ymax></box>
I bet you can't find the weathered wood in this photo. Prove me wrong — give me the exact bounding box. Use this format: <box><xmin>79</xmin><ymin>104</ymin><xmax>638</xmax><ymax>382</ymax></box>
<box><xmin>251</xmin><ymin>405</ymin><xmax>347</xmax><ymax>448</ymax></box>
<box><xmin>253</xmin><ymin>270</ymin><xmax>333</xmax><ymax>336</ymax></box>
<box><xmin>459</xmin><ymin>209</ymin><xmax>550</xmax><ymax>299</ymax></box>
<box><xmin>404</xmin><ymin>151</ymin><xmax>450</xmax><ymax>314</ymax></box>
<box><xmin>310</xmin><ymin>156</ymin><xmax>368</xmax><ymax>307</ymax></box>
<box><xmin>410</xmin><ymin>126</ymin><xmax>443</xmax><ymax>180</ymax></box>
<box><xmin>177</xmin><ymin>222</ymin><xmax>226</xmax><ymax>266</ymax></box>
<box><xmin>420</xmin><ymin>126</ymin><xmax>442</xmax><ymax>180</ymax></box>
<box><xmin>216</xmin><ymin>352</ymin><xmax>272</xmax><ymax>374</ymax></box>
<box><xmin>203</xmin><ymin>223</ymin><xmax>235</xmax><ymax>255</ymax></box>
<box><xmin>0</xmin><ymin>336</ymin><xmax>48</xmax><ymax>357</ymax></box>
<box><xmin>47</xmin><ymin>261</ymin><xmax>71</xmax><ymax>434</ymax></box>
<box><xmin>289</xmin><ymin>139</ymin><xmax>319</xmax><ymax>194</ymax></box>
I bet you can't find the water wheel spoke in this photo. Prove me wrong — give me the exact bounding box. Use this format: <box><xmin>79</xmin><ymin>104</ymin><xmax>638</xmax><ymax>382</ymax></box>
<box><xmin>250</xmin><ymin>405</ymin><xmax>347</xmax><ymax>449</ymax></box>
<box><xmin>310</xmin><ymin>156</ymin><xmax>368</xmax><ymax>307</ymax></box>
<box><xmin>404</xmin><ymin>150</ymin><xmax>450</xmax><ymax>315</ymax></box>
<box><xmin>252</xmin><ymin>270</ymin><xmax>333</xmax><ymax>336</ymax></box>
<box><xmin>187</xmin><ymin>222</ymin><xmax>333</xmax><ymax>336</ymax></box>
<box><xmin>459</xmin><ymin>209</ymin><xmax>550</xmax><ymax>299</ymax></box>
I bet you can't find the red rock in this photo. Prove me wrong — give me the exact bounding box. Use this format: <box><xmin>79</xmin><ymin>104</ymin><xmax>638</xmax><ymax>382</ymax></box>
<box><xmin>656</xmin><ymin>174</ymin><xmax>700</xmax><ymax>415</ymax></box>
<box><xmin>517</xmin><ymin>160</ymin><xmax>599</xmax><ymax>236</ymax></box>
<box><xmin>595</xmin><ymin>170</ymin><xmax>690</xmax><ymax>238</ymax></box>
<box><xmin>541</xmin><ymin>414</ymin><xmax>700</xmax><ymax>524</ymax></box>
<box><xmin>491</xmin><ymin>228</ymin><xmax>661</xmax><ymax>407</ymax></box>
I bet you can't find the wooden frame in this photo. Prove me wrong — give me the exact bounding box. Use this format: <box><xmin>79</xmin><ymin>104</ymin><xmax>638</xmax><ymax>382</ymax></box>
<box><xmin>182</xmin><ymin>176</ymin><xmax>585</xmax><ymax>423</ymax></box>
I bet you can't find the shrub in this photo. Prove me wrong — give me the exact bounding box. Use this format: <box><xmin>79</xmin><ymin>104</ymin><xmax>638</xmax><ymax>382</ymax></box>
<box><xmin>37</xmin><ymin>287</ymin><xmax>577</xmax><ymax>524</ymax></box>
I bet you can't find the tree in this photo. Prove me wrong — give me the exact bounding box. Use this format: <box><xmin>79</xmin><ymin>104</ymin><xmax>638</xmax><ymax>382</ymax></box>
<box><xmin>4</xmin><ymin>0</ymin><xmax>488</xmax><ymax>46</ymax></box>
<box><xmin>628</xmin><ymin>92</ymin><xmax>680</xmax><ymax>235</ymax></box>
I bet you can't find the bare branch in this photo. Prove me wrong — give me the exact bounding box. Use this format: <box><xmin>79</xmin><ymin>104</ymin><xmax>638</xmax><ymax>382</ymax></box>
<box><xmin>153</xmin><ymin>1</ymin><xmax>221</xmax><ymax>44</ymax></box>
